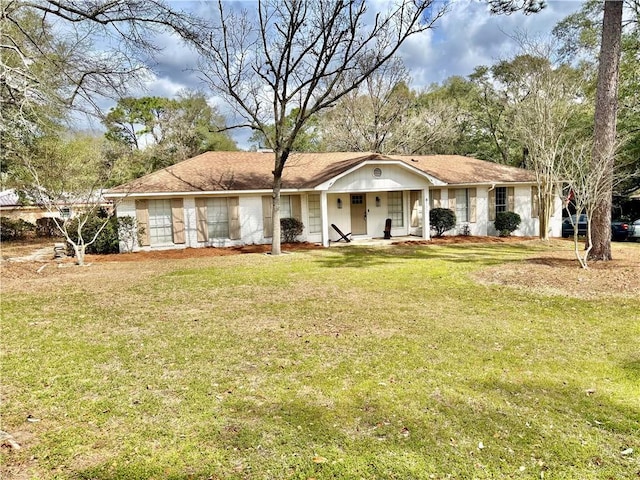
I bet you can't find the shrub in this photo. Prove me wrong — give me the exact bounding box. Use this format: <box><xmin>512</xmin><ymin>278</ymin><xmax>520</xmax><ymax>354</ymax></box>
<box><xmin>0</xmin><ymin>217</ymin><xmax>36</xmax><ymax>241</ymax></box>
<box><xmin>65</xmin><ymin>214</ymin><xmax>120</xmax><ymax>255</ymax></box>
<box><xmin>281</xmin><ymin>217</ymin><xmax>304</xmax><ymax>243</ymax></box>
<box><xmin>495</xmin><ymin>211</ymin><xmax>521</xmax><ymax>237</ymax></box>
<box><xmin>429</xmin><ymin>208</ymin><xmax>456</xmax><ymax>237</ymax></box>
<box><xmin>36</xmin><ymin>217</ymin><xmax>63</xmax><ymax>237</ymax></box>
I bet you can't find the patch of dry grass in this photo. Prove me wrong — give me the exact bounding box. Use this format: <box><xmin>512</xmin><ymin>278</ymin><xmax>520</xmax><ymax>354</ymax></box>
<box><xmin>474</xmin><ymin>240</ymin><xmax>640</xmax><ymax>299</ymax></box>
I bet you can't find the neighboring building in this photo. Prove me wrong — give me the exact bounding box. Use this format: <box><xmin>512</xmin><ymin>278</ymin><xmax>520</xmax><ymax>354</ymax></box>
<box><xmin>0</xmin><ymin>188</ymin><xmax>111</xmax><ymax>224</ymax></box>
<box><xmin>105</xmin><ymin>151</ymin><xmax>563</xmax><ymax>251</ymax></box>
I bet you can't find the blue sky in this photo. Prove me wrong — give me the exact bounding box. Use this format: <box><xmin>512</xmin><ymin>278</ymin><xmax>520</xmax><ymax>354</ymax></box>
<box><xmin>99</xmin><ymin>0</ymin><xmax>587</xmax><ymax>148</ymax></box>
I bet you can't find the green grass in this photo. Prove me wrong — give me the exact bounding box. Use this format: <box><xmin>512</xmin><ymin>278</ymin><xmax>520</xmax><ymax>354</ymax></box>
<box><xmin>2</xmin><ymin>243</ymin><xmax>639</xmax><ymax>479</ymax></box>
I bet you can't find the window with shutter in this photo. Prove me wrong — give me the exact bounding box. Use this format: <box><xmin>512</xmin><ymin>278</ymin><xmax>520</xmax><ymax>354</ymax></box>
<box><xmin>495</xmin><ymin>187</ymin><xmax>508</xmax><ymax>215</ymax></box>
<box><xmin>148</xmin><ymin>199</ymin><xmax>173</xmax><ymax>244</ymax></box>
<box><xmin>195</xmin><ymin>197</ymin><xmax>241</xmax><ymax>241</ymax></box>
<box><xmin>454</xmin><ymin>189</ymin><xmax>469</xmax><ymax>223</ymax></box>
<box><xmin>206</xmin><ymin>197</ymin><xmax>229</xmax><ymax>238</ymax></box>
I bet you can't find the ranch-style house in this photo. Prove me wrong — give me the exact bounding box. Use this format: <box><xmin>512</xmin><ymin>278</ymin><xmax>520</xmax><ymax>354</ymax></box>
<box><xmin>105</xmin><ymin>151</ymin><xmax>563</xmax><ymax>251</ymax></box>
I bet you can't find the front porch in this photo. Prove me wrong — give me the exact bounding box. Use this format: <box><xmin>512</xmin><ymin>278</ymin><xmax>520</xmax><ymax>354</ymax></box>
<box><xmin>319</xmin><ymin>189</ymin><xmax>431</xmax><ymax>247</ymax></box>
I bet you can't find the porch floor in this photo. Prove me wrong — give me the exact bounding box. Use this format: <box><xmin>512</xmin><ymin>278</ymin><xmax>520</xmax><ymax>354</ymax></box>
<box><xmin>328</xmin><ymin>235</ymin><xmax>423</xmax><ymax>247</ymax></box>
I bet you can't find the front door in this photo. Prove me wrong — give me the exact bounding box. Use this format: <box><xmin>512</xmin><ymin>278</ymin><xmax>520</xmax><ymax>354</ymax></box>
<box><xmin>350</xmin><ymin>194</ymin><xmax>367</xmax><ymax>235</ymax></box>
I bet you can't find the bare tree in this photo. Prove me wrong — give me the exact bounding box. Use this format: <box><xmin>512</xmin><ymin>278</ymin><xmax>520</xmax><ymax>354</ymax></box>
<box><xmin>508</xmin><ymin>55</ymin><xmax>587</xmax><ymax>241</ymax></box>
<box><xmin>319</xmin><ymin>60</ymin><xmax>459</xmax><ymax>155</ymax></box>
<box><xmin>318</xmin><ymin>57</ymin><xmax>413</xmax><ymax>153</ymax></box>
<box><xmin>489</xmin><ymin>0</ymin><xmax>628</xmax><ymax>260</ymax></box>
<box><xmin>1</xmin><ymin>1</ymin><xmax>205</xmax><ymax>167</ymax></box>
<box><xmin>2</xmin><ymin>2</ymin><xmax>208</xmax><ymax>262</ymax></box>
<box><xmin>193</xmin><ymin>0</ymin><xmax>447</xmax><ymax>254</ymax></box>
<box><xmin>560</xmin><ymin>140</ymin><xmax>620</xmax><ymax>268</ymax></box>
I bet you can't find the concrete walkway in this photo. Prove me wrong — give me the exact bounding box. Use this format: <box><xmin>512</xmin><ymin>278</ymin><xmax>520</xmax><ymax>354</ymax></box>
<box><xmin>3</xmin><ymin>246</ymin><xmax>55</xmax><ymax>262</ymax></box>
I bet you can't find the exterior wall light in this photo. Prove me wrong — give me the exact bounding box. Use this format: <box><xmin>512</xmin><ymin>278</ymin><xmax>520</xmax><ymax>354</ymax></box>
<box><xmin>337</xmin><ymin>198</ymin><xmax>343</xmax><ymax>209</ymax></box>
<box><xmin>375</xmin><ymin>196</ymin><xmax>381</xmax><ymax>207</ymax></box>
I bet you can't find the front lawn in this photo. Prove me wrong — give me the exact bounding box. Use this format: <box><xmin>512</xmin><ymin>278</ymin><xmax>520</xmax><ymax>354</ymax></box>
<box><xmin>1</xmin><ymin>242</ymin><xmax>638</xmax><ymax>479</ymax></box>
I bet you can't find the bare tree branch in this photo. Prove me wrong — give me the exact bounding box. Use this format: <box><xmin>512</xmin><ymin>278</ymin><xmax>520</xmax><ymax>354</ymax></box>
<box><xmin>190</xmin><ymin>0</ymin><xmax>448</xmax><ymax>254</ymax></box>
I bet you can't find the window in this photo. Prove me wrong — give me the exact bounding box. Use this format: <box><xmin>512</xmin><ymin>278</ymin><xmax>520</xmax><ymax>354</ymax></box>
<box><xmin>495</xmin><ymin>187</ymin><xmax>507</xmax><ymax>215</ymax></box>
<box><xmin>455</xmin><ymin>189</ymin><xmax>469</xmax><ymax>222</ymax></box>
<box><xmin>488</xmin><ymin>186</ymin><xmax>512</xmax><ymax>222</ymax></box>
<box><xmin>308</xmin><ymin>194</ymin><xmax>321</xmax><ymax>233</ymax></box>
<box><xmin>387</xmin><ymin>191</ymin><xmax>404</xmax><ymax>227</ymax></box>
<box><xmin>197</xmin><ymin>197</ymin><xmax>240</xmax><ymax>242</ymax></box>
<box><xmin>148</xmin><ymin>199</ymin><xmax>173</xmax><ymax>244</ymax></box>
<box><xmin>262</xmin><ymin>195</ymin><xmax>301</xmax><ymax>238</ymax></box>
<box><xmin>206</xmin><ymin>198</ymin><xmax>229</xmax><ymax>238</ymax></box>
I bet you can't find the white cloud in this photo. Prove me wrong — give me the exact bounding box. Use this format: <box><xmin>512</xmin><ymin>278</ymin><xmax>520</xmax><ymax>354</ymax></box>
<box><xmin>398</xmin><ymin>0</ymin><xmax>586</xmax><ymax>89</ymax></box>
<box><xmin>100</xmin><ymin>0</ymin><xmax>586</xmax><ymax>148</ymax></box>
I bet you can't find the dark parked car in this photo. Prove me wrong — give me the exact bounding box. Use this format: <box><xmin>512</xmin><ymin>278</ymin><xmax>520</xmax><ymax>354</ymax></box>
<box><xmin>628</xmin><ymin>219</ymin><xmax>640</xmax><ymax>242</ymax></box>
<box><xmin>561</xmin><ymin>214</ymin><xmax>630</xmax><ymax>241</ymax></box>
<box><xmin>562</xmin><ymin>214</ymin><xmax>588</xmax><ymax>238</ymax></box>
<box><xmin>611</xmin><ymin>220</ymin><xmax>630</xmax><ymax>241</ymax></box>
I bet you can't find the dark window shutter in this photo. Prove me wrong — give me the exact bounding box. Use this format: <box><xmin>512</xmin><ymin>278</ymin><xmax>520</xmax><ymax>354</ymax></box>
<box><xmin>228</xmin><ymin>197</ymin><xmax>241</xmax><ymax>240</ymax></box>
<box><xmin>135</xmin><ymin>200</ymin><xmax>150</xmax><ymax>246</ymax></box>
<box><xmin>171</xmin><ymin>198</ymin><xmax>185</xmax><ymax>244</ymax></box>
<box><xmin>262</xmin><ymin>196</ymin><xmax>273</xmax><ymax>238</ymax></box>
<box><xmin>195</xmin><ymin>198</ymin><xmax>208</xmax><ymax>242</ymax></box>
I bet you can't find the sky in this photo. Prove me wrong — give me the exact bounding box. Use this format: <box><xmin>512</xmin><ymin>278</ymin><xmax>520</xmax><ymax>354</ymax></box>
<box><xmin>103</xmin><ymin>0</ymin><xmax>588</xmax><ymax>149</ymax></box>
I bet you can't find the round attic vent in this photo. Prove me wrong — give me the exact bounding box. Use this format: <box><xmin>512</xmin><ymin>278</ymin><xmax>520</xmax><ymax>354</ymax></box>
<box><xmin>373</xmin><ymin>167</ymin><xmax>382</xmax><ymax>178</ymax></box>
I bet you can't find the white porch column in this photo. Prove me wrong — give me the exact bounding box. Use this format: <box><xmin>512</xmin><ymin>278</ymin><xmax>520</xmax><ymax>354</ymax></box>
<box><xmin>320</xmin><ymin>191</ymin><xmax>330</xmax><ymax>247</ymax></box>
<box><xmin>422</xmin><ymin>187</ymin><xmax>430</xmax><ymax>240</ymax></box>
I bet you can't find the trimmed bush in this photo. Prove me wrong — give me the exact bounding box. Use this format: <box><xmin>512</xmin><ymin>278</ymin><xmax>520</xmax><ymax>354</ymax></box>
<box><xmin>495</xmin><ymin>211</ymin><xmax>521</xmax><ymax>237</ymax></box>
<box><xmin>281</xmin><ymin>217</ymin><xmax>304</xmax><ymax>243</ymax></box>
<box><xmin>36</xmin><ymin>217</ymin><xmax>63</xmax><ymax>237</ymax></box>
<box><xmin>65</xmin><ymin>214</ymin><xmax>120</xmax><ymax>255</ymax></box>
<box><xmin>0</xmin><ymin>217</ymin><xmax>36</xmax><ymax>241</ymax></box>
<box><xmin>429</xmin><ymin>208</ymin><xmax>456</xmax><ymax>237</ymax></box>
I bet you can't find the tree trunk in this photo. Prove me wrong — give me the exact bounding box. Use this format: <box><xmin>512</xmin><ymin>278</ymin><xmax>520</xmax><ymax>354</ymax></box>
<box><xmin>589</xmin><ymin>0</ymin><xmax>622</xmax><ymax>261</ymax></box>
<box><xmin>270</xmin><ymin>150</ymin><xmax>289</xmax><ymax>255</ymax></box>
<box><xmin>539</xmin><ymin>191</ymin><xmax>551</xmax><ymax>241</ymax></box>
<box><xmin>74</xmin><ymin>244</ymin><xmax>86</xmax><ymax>266</ymax></box>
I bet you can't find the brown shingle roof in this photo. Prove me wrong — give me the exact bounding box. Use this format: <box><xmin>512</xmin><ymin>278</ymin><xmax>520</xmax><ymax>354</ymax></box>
<box><xmin>389</xmin><ymin>155</ymin><xmax>536</xmax><ymax>184</ymax></box>
<box><xmin>107</xmin><ymin>151</ymin><xmax>535</xmax><ymax>195</ymax></box>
